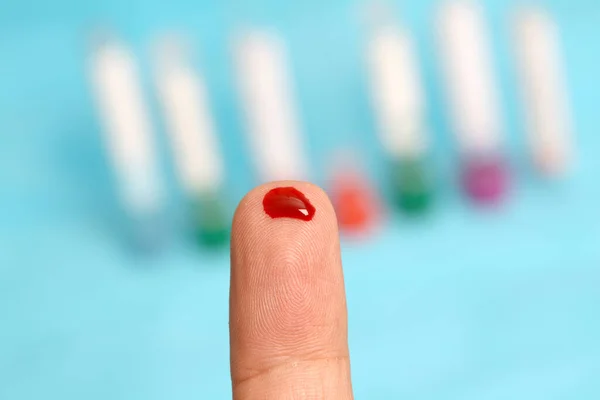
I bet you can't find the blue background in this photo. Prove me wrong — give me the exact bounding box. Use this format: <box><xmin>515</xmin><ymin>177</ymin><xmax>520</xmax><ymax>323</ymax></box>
<box><xmin>1</xmin><ymin>0</ymin><xmax>599</xmax><ymax>398</ymax></box>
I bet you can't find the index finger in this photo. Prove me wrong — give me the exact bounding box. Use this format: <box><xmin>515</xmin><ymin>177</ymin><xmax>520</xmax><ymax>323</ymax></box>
<box><xmin>229</xmin><ymin>181</ymin><xmax>353</xmax><ymax>399</ymax></box>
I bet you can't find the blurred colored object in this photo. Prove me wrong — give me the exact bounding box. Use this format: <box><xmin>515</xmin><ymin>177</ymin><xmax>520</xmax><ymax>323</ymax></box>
<box><xmin>436</xmin><ymin>0</ymin><xmax>510</xmax><ymax>205</ymax></box>
<box><xmin>152</xmin><ymin>34</ymin><xmax>229</xmax><ymax>248</ymax></box>
<box><xmin>190</xmin><ymin>191</ymin><xmax>230</xmax><ymax>247</ymax></box>
<box><xmin>390</xmin><ymin>158</ymin><xmax>433</xmax><ymax>214</ymax></box>
<box><xmin>365</xmin><ymin>3</ymin><xmax>433</xmax><ymax>215</ymax></box>
<box><xmin>513</xmin><ymin>6</ymin><xmax>574</xmax><ymax>178</ymax></box>
<box><xmin>461</xmin><ymin>154</ymin><xmax>509</xmax><ymax>205</ymax></box>
<box><xmin>88</xmin><ymin>34</ymin><xmax>166</xmax><ymax>250</ymax></box>
<box><xmin>233</xmin><ymin>29</ymin><xmax>308</xmax><ymax>183</ymax></box>
<box><xmin>330</xmin><ymin>159</ymin><xmax>380</xmax><ymax>234</ymax></box>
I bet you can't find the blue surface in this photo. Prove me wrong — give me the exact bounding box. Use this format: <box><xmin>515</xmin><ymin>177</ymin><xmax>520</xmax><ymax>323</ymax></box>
<box><xmin>1</xmin><ymin>0</ymin><xmax>600</xmax><ymax>398</ymax></box>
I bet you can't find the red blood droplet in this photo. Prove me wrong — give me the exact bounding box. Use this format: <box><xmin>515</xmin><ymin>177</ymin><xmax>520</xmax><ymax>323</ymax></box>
<box><xmin>263</xmin><ymin>187</ymin><xmax>316</xmax><ymax>221</ymax></box>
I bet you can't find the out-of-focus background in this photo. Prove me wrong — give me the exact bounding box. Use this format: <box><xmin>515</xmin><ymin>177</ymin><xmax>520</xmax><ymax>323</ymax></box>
<box><xmin>1</xmin><ymin>0</ymin><xmax>599</xmax><ymax>398</ymax></box>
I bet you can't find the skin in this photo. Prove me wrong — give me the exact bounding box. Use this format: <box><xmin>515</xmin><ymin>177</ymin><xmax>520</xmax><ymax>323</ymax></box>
<box><xmin>230</xmin><ymin>181</ymin><xmax>354</xmax><ymax>399</ymax></box>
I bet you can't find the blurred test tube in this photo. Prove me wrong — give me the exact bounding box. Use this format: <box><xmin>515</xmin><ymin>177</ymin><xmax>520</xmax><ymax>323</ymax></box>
<box><xmin>88</xmin><ymin>35</ymin><xmax>166</xmax><ymax>250</ymax></box>
<box><xmin>233</xmin><ymin>30</ymin><xmax>308</xmax><ymax>183</ymax></box>
<box><xmin>437</xmin><ymin>1</ymin><xmax>509</xmax><ymax>205</ymax></box>
<box><xmin>153</xmin><ymin>35</ymin><xmax>229</xmax><ymax>249</ymax></box>
<box><xmin>513</xmin><ymin>7</ymin><xmax>574</xmax><ymax>178</ymax></box>
<box><xmin>366</xmin><ymin>3</ymin><xmax>433</xmax><ymax>215</ymax></box>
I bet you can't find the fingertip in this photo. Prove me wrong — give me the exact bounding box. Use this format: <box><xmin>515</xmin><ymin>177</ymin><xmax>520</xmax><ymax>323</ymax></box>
<box><xmin>229</xmin><ymin>181</ymin><xmax>352</xmax><ymax>398</ymax></box>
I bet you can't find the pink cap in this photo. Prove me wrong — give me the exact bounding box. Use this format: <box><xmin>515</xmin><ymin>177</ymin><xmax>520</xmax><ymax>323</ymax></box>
<box><xmin>461</xmin><ymin>155</ymin><xmax>509</xmax><ymax>205</ymax></box>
